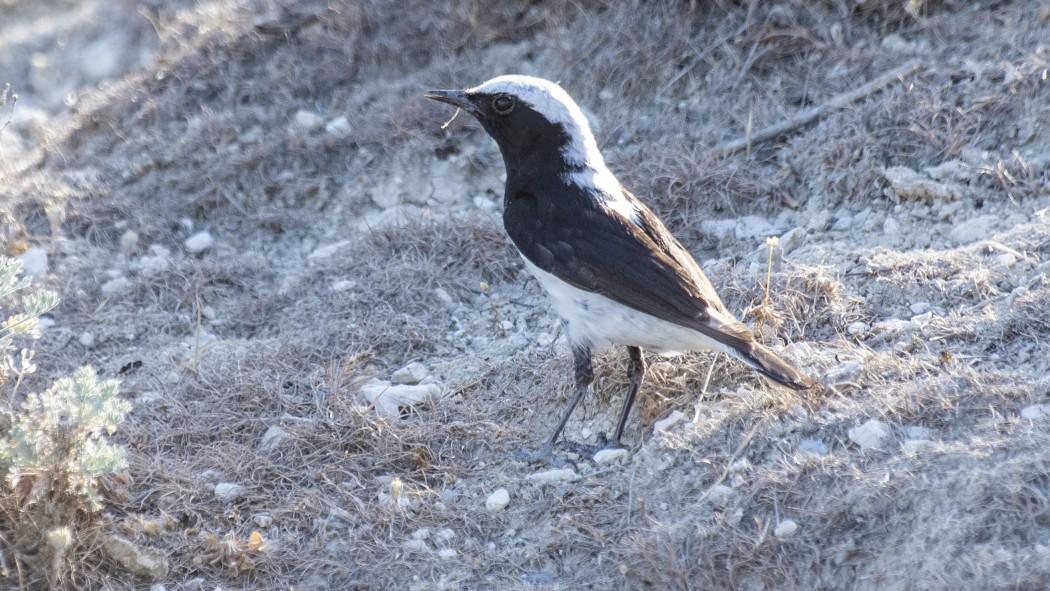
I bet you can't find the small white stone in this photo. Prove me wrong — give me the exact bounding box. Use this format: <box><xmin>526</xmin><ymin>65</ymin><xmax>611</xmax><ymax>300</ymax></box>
<box><xmin>593</xmin><ymin>449</ymin><xmax>628</xmax><ymax>464</ymax></box>
<box><xmin>307</xmin><ymin>240</ymin><xmax>351</xmax><ymax>262</ymax></box>
<box><xmin>846</xmin><ymin>322</ymin><xmax>867</xmax><ymax>337</ymax></box>
<box><xmin>798</xmin><ymin>439</ymin><xmax>828</xmax><ymax>455</ymax></box>
<box><xmin>437</xmin><ymin>548</ymin><xmax>457</xmax><ymax>560</ymax></box>
<box><xmin>214</xmin><ymin>483</ymin><xmax>247</xmax><ymax>502</ymax></box>
<box><xmin>435</xmin><ymin>528</ymin><xmax>455</xmax><ymax>542</ymax></box>
<box><xmin>18</xmin><ymin>248</ymin><xmax>48</xmax><ymax>279</ymax></box>
<box><xmin>150</xmin><ymin>585</ymin><xmax>168</xmax><ymax>591</ymax></box>
<box><xmin>258</xmin><ymin>425</ymin><xmax>288</xmax><ymax>452</ymax></box>
<box><xmin>79</xmin><ymin>332</ymin><xmax>95</xmax><ymax>347</ymax></box>
<box><xmin>653</xmin><ymin>410</ymin><xmax>685</xmax><ymax>434</ymax></box>
<box><xmin>402</xmin><ymin>539</ymin><xmax>429</xmax><ymax>554</ymax></box>
<box><xmin>253</xmin><ymin>514</ymin><xmax>273</xmax><ymax>528</ymax></box>
<box><xmin>391</xmin><ymin>362</ymin><xmax>429</xmax><ymax>385</ymax></box>
<box><xmin>705</xmin><ymin>485</ymin><xmax>733</xmax><ymax>504</ymax></box>
<box><xmin>324</xmin><ymin>115</ymin><xmax>352</xmax><ymax>138</ymax></box>
<box><xmin>486</xmin><ymin>488</ymin><xmax>510</xmax><ymax>511</ymax></box>
<box><xmin>909</xmin><ymin>302</ymin><xmax>931</xmax><ymax>315</ymax></box>
<box><xmin>184</xmin><ymin>231</ymin><xmax>214</xmax><ymax>254</ymax></box>
<box><xmin>410</xmin><ymin>528</ymin><xmax>430</xmax><ymax>540</ymax></box>
<box><xmin>101</xmin><ymin>277</ymin><xmax>132</xmax><ymax>298</ymax></box>
<box><xmin>292</xmin><ymin>109</ymin><xmax>325</xmax><ymax>133</ymax></box>
<box><xmin>526</xmin><ymin>468</ymin><xmax>577</xmax><ymax>483</ymax></box>
<box><xmin>358</xmin><ymin>379</ymin><xmax>440</xmax><ymax>416</ymax></box>
<box><xmin>848</xmin><ymin>419</ymin><xmax>891</xmax><ymax>450</ymax></box>
<box><xmin>902</xmin><ymin>439</ymin><xmax>934</xmax><ymax>454</ymax></box>
<box><xmin>331</xmin><ymin>280</ymin><xmax>356</xmax><ymax>292</ymax></box>
<box><xmin>1021</xmin><ymin>404</ymin><xmax>1050</xmax><ymax>420</ymax></box>
<box><xmin>433</xmin><ymin>288</ymin><xmax>454</xmax><ymax>304</ymax></box>
<box><xmin>774</xmin><ymin>519</ymin><xmax>799</xmax><ymax>538</ymax></box>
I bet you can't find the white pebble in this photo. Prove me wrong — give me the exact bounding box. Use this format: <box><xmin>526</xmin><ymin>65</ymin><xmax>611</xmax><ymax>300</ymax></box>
<box><xmin>1021</xmin><ymin>404</ymin><xmax>1050</xmax><ymax>420</ymax></box>
<box><xmin>325</xmin><ymin>115</ymin><xmax>352</xmax><ymax>138</ymax></box>
<box><xmin>846</xmin><ymin>321</ymin><xmax>867</xmax><ymax>337</ymax></box>
<box><xmin>79</xmin><ymin>332</ymin><xmax>95</xmax><ymax>347</ymax></box>
<box><xmin>486</xmin><ymin>488</ymin><xmax>510</xmax><ymax>511</ymax></box>
<box><xmin>435</xmin><ymin>528</ymin><xmax>456</xmax><ymax>542</ymax></box>
<box><xmin>184</xmin><ymin>231</ymin><xmax>214</xmax><ymax>254</ymax></box>
<box><xmin>18</xmin><ymin>248</ymin><xmax>48</xmax><ymax>279</ymax></box>
<box><xmin>437</xmin><ymin>548</ymin><xmax>457</xmax><ymax>560</ymax></box>
<box><xmin>901</xmin><ymin>439</ymin><xmax>934</xmax><ymax>454</ymax></box>
<box><xmin>307</xmin><ymin>240</ymin><xmax>351</xmax><ymax>262</ymax></box>
<box><xmin>848</xmin><ymin>419</ymin><xmax>891</xmax><ymax>450</ymax></box>
<box><xmin>593</xmin><ymin>449</ymin><xmax>628</xmax><ymax>464</ymax></box>
<box><xmin>410</xmin><ymin>528</ymin><xmax>430</xmax><ymax>540</ymax></box>
<box><xmin>253</xmin><ymin>514</ymin><xmax>273</xmax><ymax>528</ymax></box>
<box><xmin>653</xmin><ymin>410</ymin><xmax>685</xmax><ymax>434</ymax></box>
<box><xmin>101</xmin><ymin>277</ymin><xmax>131</xmax><ymax>298</ymax></box>
<box><xmin>774</xmin><ymin>519</ymin><xmax>799</xmax><ymax>538</ymax></box>
<box><xmin>258</xmin><ymin>425</ymin><xmax>288</xmax><ymax>453</ymax></box>
<box><xmin>213</xmin><ymin>482</ymin><xmax>247</xmax><ymax>502</ymax></box>
<box><xmin>705</xmin><ymin>485</ymin><xmax>733</xmax><ymax>504</ymax></box>
<box><xmin>358</xmin><ymin>379</ymin><xmax>440</xmax><ymax>417</ymax></box>
<box><xmin>526</xmin><ymin>468</ymin><xmax>577</xmax><ymax>483</ymax></box>
<box><xmin>391</xmin><ymin>362</ymin><xmax>429</xmax><ymax>385</ymax></box>
<box><xmin>292</xmin><ymin>109</ymin><xmax>325</xmax><ymax>133</ymax></box>
<box><xmin>402</xmin><ymin>539</ymin><xmax>429</xmax><ymax>554</ymax></box>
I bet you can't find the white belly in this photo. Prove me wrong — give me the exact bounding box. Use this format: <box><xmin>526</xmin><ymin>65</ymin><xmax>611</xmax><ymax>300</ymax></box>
<box><xmin>521</xmin><ymin>256</ymin><xmax>728</xmax><ymax>354</ymax></box>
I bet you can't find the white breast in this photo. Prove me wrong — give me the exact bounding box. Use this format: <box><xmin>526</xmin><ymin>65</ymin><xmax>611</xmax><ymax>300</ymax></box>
<box><xmin>521</xmin><ymin>256</ymin><xmax>729</xmax><ymax>355</ymax></box>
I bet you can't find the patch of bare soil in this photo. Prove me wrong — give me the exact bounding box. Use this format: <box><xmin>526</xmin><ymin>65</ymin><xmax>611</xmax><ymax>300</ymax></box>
<box><xmin>2</xmin><ymin>0</ymin><xmax>1049</xmax><ymax>589</ymax></box>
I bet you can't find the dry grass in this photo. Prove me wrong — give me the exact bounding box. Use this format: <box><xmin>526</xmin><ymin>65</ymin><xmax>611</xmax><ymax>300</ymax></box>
<box><xmin>2</xmin><ymin>0</ymin><xmax>1050</xmax><ymax>589</ymax></box>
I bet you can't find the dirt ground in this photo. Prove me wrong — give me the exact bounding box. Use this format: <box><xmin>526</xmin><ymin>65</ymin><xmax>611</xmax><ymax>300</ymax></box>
<box><xmin>2</xmin><ymin>0</ymin><xmax>1049</xmax><ymax>589</ymax></box>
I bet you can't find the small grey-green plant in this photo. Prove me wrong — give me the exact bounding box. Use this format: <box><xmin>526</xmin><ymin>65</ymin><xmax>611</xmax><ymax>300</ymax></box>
<box><xmin>0</xmin><ymin>257</ymin><xmax>59</xmax><ymax>395</ymax></box>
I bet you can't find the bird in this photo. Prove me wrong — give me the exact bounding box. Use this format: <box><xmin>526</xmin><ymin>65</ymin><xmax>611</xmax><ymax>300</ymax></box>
<box><xmin>425</xmin><ymin>75</ymin><xmax>817</xmax><ymax>455</ymax></box>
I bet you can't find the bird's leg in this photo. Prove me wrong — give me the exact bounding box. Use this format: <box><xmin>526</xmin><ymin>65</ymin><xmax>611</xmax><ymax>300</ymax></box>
<box><xmin>545</xmin><ymin>344</ymin><xmax>594</xmax><ymax>448</ymax></box>
<box><xmin>612</xmin><ymin>346</ymin><xmax>646</xmax><ymax>444</ymax></box>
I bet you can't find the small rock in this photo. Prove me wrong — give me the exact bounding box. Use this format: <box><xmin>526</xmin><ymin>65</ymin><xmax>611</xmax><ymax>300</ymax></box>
<box><xmin>1021</xmin><ymin>404</ymin><xmax>1050</xmax><ymax>420</ymax></box>
<box><xmin>358</xmin><ymin>378</ymin><xmax>440</xmax><ymax>416</ymax></box>
<box><xmin>798</xmin><ymin>439</ymin><xmax>828</xmax><ymax>455</ymax></box>
<box><xmin>18</xmin><ymin>248</ymin><xmax>48</xmax><ymax>279</ymax></box>
<box><xmin>308</xmin><ymin>240</ymin><xmax>351</xmax><ymax>262</ymax></box>
<box><xmin>593</xmin><ymin>448</ymin><xmax>628</xmax><ymax>464</ymax></box>
<box><xmin>402</xmin><ymin>539</ymin><xmax>429</xmax><ymax>554</ymax></box>
<box><xmin>391</xmin><ymin>362</ymin><xmax>429</xmax><ymax>385</ymax></box>
<box><xmin>846</xmin><ymin>322</ymin><xmax>867</xmax><ymax>337</ymax></box>
<box><xmin>848</xmin><ymin>419</ymin><xmax>891</xmax><ymax>450</ymax></box>
<box><xmin>486</xmin><ymin>488</ymin><xmax>510</xmax><ymax>511</ymax></box>
<box><xmin>526</xmin><ymin>468</ymin><xmax>577</xmax><ymax>483</ymax></box>
<box><xmin>705</xmin><ymin>485</ymin><xmax>733</xmax><ymax>504</ymax></box>
<box><xmin>214</xmin><ymin>482</ymin><xmax>247</xmax><ymax>502</ymax></box>
<box><xmin>437</xmin><ymin>548</ymin><xmax>458</xmax><ymax>560</ymax></box>
<box><xmin>909</xmin><ymin>302</ymin><xmax>932</xmax><ymax>315</ymax></box>
<box><xmin>435</xmin><ymin>528</ymin><xmax>456</xmax><ymax>542</ymax></box>
<box><xmin>79</xmin><ymin>332</ymin><xmax>95</xmax><ymax>347</ymax></box>
<box><xmin>901</xmin><ymin>439</ymin><xmax>934</xmax><ymax>454</ymax></box>
<box><xmin>292</xmin><ymin>109</ymin><xmax>325</xmax><ymax>133</ymax></box>
<box><xmin>948</xmin><ymin>215</ymin><xmax>997</xmax><ymax>245</ymax></box>
<box><xmin>410</xmin><ymin>528</ymin><xmax>430</xmax><ymax>540</ymax></box>
<box><xmin>433</xmin><ymin>288</ymin><xmax>454</xmax><ymax>304</ymax></box>
<box><xmin>253</xmin><ymin>514</ymin><xmax>273</xmax><ymax>528</ymax></box>
<box><xmin>101</xmin><ymin>277</ymin><xmax>132</xmax><ymax>298</ymax></box>
<box><xmin>653</xmin><ymin>410</ymin><xmax>685</xmax><ymax>434</ymax></box>
<box><xmin>831</xmin><ymin>215</ymin><xmax>852</xmax><ymax>231</ymax></box>
<box><xmin>102</xmin><ymin>535</ymin><xmax>169</xmax><ymax>580</ymax></box>
<box><xmin>150</xmin><ymin>585</ymin><xmax>167</xmax><ymax>591</ymax></box>
<box><xmin>258</xmin><ymin>425</ymin><xmax>288</xmax><ymax>453</ymax></box>
<box><xmin>774</xmin><ymin>520</ymin><xmax>799</xmax><ymax>538</ymax></box>
<box><xmin>331</xmin><ymin>280</ymin><xmax>356</xmax><ymax>292</ymax></box>
<box><xmin>883</xmin><ymin>216</ymin><xmax>900</xmax><ymax>236</ymax></box>
<box><xmin>871</xmin><ymin>318</ymin><xmax>919</xmax><ymax>336</ymax></box>
<box><xmin>184</xmin><ymin>231</ymin><xmax>214</xmax><ymax>254</ymax></box>
<box><xmin>325</xmin><ymin>115</ymin><xmax>352</xmax><ymax>138</ymax></box>
<box><xmin>776</xmin><ymin>227</ymin><xmax>806</xmax><ymax>255</ymax></box>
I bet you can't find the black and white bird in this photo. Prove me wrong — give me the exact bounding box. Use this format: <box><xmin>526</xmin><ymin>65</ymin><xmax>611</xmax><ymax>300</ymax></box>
<box><xmin>425</xmin><ymin>75</ymin><xmax>817</xmax><ymax>453</ymax></box>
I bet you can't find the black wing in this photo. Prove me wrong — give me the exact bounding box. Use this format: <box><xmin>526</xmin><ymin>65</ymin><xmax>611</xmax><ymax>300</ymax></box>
<box><xmin>503</xmin><ymin>179</ymin><xmax>756</xmax><ymax>351</ymax></box>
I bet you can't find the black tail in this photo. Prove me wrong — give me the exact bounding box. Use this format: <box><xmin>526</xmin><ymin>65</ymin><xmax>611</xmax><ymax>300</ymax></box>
<box><xmin>734</xmin><ymin>342</ymin><xmax>818</xmax><ymax>390</ymax></box>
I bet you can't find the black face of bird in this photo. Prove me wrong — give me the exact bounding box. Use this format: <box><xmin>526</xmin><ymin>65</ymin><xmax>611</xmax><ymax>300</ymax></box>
<box><xmin>424</xmin><ymin>87</ymin><xmax>574</xmax><ymax>174</ymax></box>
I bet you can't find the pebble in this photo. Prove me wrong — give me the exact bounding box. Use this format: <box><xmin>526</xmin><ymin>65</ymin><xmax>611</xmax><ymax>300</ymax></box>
<box><xmin>705</xmin><ymin>485</ymin><xmax>733</xmax><ymax>503</ymax></box>
<box><xmin>402</xmin><ymin>539</ymin><xmax>429</xmax><ymax>554</ymax></box>
<box><xmin>307</xmin><ymin>240</ymin><xmax>351</xmax><ymax>262</ymax></box>
<box><xmin>101</xmin><ymin>276</ymin><xmax>132</xmax><ymax>298</ymax></box>
<box><xmin>526</xmin><ymin>468</ymin><xmax>577</xmax><ymax>483</ymax></box>
<box><xmin>831</xmin><ymin>215</ymin><xmax>852</xmax><ymax>231</ymax></box>
<box><xmin>437</xmin><ymin>548</ymin><xmax>458</xmax><ymax>560</ymax></box>
<box><xmin>901</xmin><ymin>439</ymin><xmax>934</xmax><ymax>454</ymax></box>
<box><xmin>18</xmin><ymin>247</ymin><xmax>48</xmax><ymax>279</ymax></box>
<box><xmin>253</xmin><ymin>514</ymin><xmax>273</xmax><ymax>528</ymax></box>
<box><xmin>486</xmin><ymin>488</ymin><xmax>510</xmax><ymax>511</ymax></box>
<box><xmin>947</xmin><ymin>215</ymin><xmax>997</xmax><ymax>244</ymax></box>
<box><xmin>593</xmin><ymin>448</ymin><xmax>628</xmax><ymax>464</ymax></box>
<box><xmin>410</xmin><ymin>528</ymin><xmax>430</xmax><ymax>540</ymax></box>
<box><xmin>1020</xmin><ymin>404</ymin><xmax>1050</xmax><ymax>420</ymax></box>
<box><xmin>258</xmin><ymin>425</ymin><xmax>288</xmax><ymax>452</ymax></box>
<box><xmin>358</xmin><ymin>379</ymin><xmax>441</xmax><ymax>416</ymax></box>
<box><xmin>214</xmin><ymin>482</ymin><xmax>248</xmax><ymax>502</ymax></box>
<box><xmin>79</xmin><ymin>332</ymin><xmax>95</xmax><ymax>347</ymax></box>
<box><xmin>292</xmin><ymin>109</ymin><xmax>325</xmax><ymax>133</ymax></box>
<box><xmin>435</xmin><ymin>528</ymin><xmax>456</xmax><ymax>542</ymax></box>
<box><xmin>848</xmin><ymin>419</ymin><xmax>891</xmax><ymax>450</ymax></box>
<box><xmin>774</xmin><ymin>519</ymin><xmax>799</xmax><ymax>538</ymax></box>
<box><xmin>325</xmin><ymin>115</ymin><xmax>352</xmax><ymax>138</ymax></box>
<box><xmin>391</xmin><ymin>362</ymin><xmax>429</xmax><ymax>385</ymax></box>
<box><xmin>433</xmin><ymin>288</ymin><xmax>454</xmax><ymax>304</ymax></box>
<box><xmin>653</xmin><ymin>410</ymin><xmax>685</xmax><ymax>434</ymax></box>
<box><xmin>846</xmin><ymin>322</ymin><xmax>867</xmax><ymax>337</ymax></box>
<box><xmin>798</xmin><ymin>439</ymin><xmax>828</xmax><ymax>455</ymax></box>
<box><xmin>909</xmin><ymin>302</ymin><xmax>932</xmax><ymax>315</ymax></box>
<box><xmin>184</xmin><ymin>231</ymin><xmax>214</xmax><ymax>253</ymax></box>
<box><xmin>137</xmin><ymin>245</ymin><xmax>171</xmax><ymax>276</ymax></box>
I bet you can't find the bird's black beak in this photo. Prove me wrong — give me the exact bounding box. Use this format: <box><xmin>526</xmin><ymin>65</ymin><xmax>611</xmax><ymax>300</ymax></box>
<box><xmin>423</xmin><ymin>89</ymin><xmax>477</xmax><ymax>114</ymax></box>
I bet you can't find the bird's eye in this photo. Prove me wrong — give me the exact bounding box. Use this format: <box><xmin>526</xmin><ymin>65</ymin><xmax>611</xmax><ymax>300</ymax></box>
<box><xmin>492</xmin><ymin>95</ymin><xmax>515</xmax><ymax>114</ymax></box>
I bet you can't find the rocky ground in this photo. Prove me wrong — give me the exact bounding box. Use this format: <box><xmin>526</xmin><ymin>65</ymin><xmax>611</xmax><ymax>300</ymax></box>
<box><xmin>2</xmin><ymin>0</ymin><xmax>1050</xmax><ymax>589</ymax></box>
